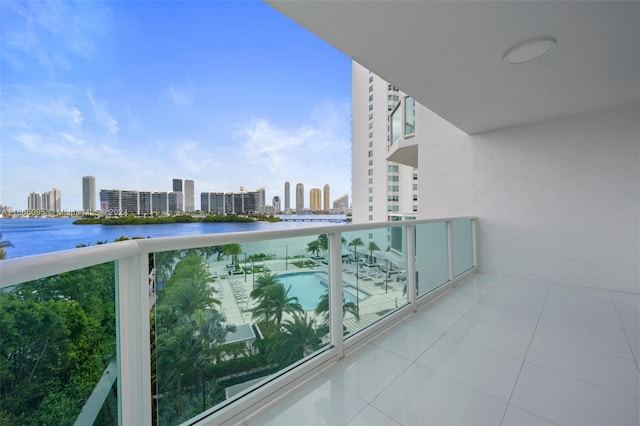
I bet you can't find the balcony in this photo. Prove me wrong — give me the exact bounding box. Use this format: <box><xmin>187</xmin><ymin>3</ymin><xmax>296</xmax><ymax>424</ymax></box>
<box><xmin>2</xmin><ymin>218</ymin><xmax>637</xmax><ymax>425</ymax></box>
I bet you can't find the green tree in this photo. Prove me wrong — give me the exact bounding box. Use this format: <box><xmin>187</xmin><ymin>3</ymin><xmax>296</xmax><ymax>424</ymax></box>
<box><xmin>306</xmin><ymin>240</ymin><xmax>321</xmax><ymax>257</ymax></box>
<box><xmin>367</xmin><ymin>241</ymin><xmax>381</xmax><ymax>262</ymax></box>
<box><xmin>317</xmin><ymin>234</ymin><xmax>328</xmax><ymax>255</ymax></box>
<box><xmin>314</xmin><ymin>291</ymin><xmax>360</xmax><ymax>325</ymax></box>
<box><xmin>267</xmin><ymin>313</ymin><xmax>322</xmax><ymax>368</ymax></box>
<box><xmin>222</xmin><ymin>244</ymin><xmax>242</xmax><ymax>268</ymax></box>
<box><xmin>0</xmin><ymin>233</ymin><xmax>13</xmax><ymax>260</ymax></box>
<box><xmin>250</xmin><ymin>271</ymin><xmax>282</xmax><ymax>299</ymax></box>
<box><xmin>349</xmin><ymin>237</ymin><xmax>364</xmax><ymax>260</ymax></box>
<box><xmin>250</xmin><ymin>283</ymin><xmax>303</xmax><ymax>329</ymax></box>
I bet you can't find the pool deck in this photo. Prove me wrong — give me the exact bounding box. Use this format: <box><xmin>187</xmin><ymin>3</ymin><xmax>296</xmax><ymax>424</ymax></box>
<box><xmin>207</xmin><ymin>258</ymin><xmax>405</xmax><ymax>331</ymax></box>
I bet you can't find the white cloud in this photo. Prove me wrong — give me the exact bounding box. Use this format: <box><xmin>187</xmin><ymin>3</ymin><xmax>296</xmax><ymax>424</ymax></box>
<box><xmin>165</xmin><ymin>83</ymin><xmax>194</xmax><ymax>106</ymax></box>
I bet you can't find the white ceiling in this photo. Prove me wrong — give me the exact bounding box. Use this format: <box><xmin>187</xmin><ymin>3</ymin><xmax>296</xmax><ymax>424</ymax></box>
<box><xmin>267</xmin><ymin>1</ymin><xmax>640</xmax><ymax>134</ymax></box>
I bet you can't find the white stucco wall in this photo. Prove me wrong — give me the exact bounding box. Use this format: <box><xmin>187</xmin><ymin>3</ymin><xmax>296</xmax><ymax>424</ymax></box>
<box><xmin>418</xmin><ymin>103</ymin><xmax>639</xmax><ymax>293</ymax></box>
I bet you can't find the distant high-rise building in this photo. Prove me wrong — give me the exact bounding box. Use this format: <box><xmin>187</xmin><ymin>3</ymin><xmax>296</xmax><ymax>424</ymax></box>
<box><xmin>184</xmin><ymin>179</ymin><xmax>195</xmax><ymax>212</ymax></box>
<box><xmin>82</xmin><ymin>176</ymin><xmax>96</xmax><ymax>212</ymax></box>
<box><xmin>333</xmin><ymin>193</ymin><xmax>349</xmax><ymax>212</ymax></box>
<box><xmin>310</xmin><ymin>188</ymin><xmax>322</xmax><ymax>211</ymax></box>
<box><xmin>295</xmin><ymin>183</ymin><xmax>304</xmax><ymax>212</ymax></box>
<box><xmin>257</xmin><ymin>187</ymin><xmax>266</xmax><ymax>212</ymax></box>
<box><xmin>139</xmin><ymin>191</ymin><xmax>151</xmax><ymax>214</ymax></box>
<box><xmin>168</xmin><ymin>192</ymin><xmax>183</xmax><ymax>213</ymax></box>
<box><xmin>152</xmin><ymin>192</ymin><xmax>169</xmax><ymax>214</ymax></box>
<box><xmin>172</xmin><ymin>179</ymin><xmax>182</xmax><ymax>192</ymax></box>
<box><xmin>284</xmin><ymin>181</ymin><xmax>290</xmax><ymax>213</ymax></box>
<box><xmin>323</xmin><ymin>184</ymin><xmax>330</xmax><ymax>211</ymax></box>
<box><xmin>28</xmin><ymin>192</ymin><xmax>41</xmax><ymax>210</ymax></box>
<box><xmin>273</xmin><ymin>196</ymin><xmax>281</xmax><ymax>212</ymax></box>
<box><xmin>50</xmin><ymin>188</ymin><xmax>61</xmax><ymax>213</ymax></box>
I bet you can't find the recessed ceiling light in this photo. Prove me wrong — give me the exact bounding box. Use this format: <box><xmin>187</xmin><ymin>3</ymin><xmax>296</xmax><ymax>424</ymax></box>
<box><xmin>503</xmin><ymin>37</ymin><xmax>556</xmax><ymax>64</ymax></box>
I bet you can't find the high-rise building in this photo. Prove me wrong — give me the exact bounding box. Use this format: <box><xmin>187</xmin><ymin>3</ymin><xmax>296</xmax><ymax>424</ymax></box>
<box><xmin>295</xmin><ymin>183</ymin><xmax>304</xmax><ymax>212</ymax></box>
<box><xmin>50</xmin><ymin>188</ymin><xmax>61</xmax><ymax>213</ymax></box>
<box><xmin>272</xmin><ymin>196</ymin><xmax>281</xmax><ymax>212</ymax></box>
<box><xmin>151</xmin><ymin>192</ymin><xmax>168</xmax><ymax>214</ymax></box>
<box><xmin>172</xmin><ymin>179</ymin><xmax>182</xmax><ymax>192</ymax></box>
<box><xmin>257</xmin><ymin>187</ymin><xmax>266</xmax><ymax>212</ymax></box>
<box><xmin>184</xmin><ymin>179</ymin><xmax>194</xmax><ymax>212</ymax></box>
<box><xmin>27</xmin><ymin>192</ymin><xmax>41</xmax><ymax>210</ymax></box>
<box><xmin>82</xmin><ymin>176</ymin><xmax>96</xmax><ymax>212</ymax></box>
<box><xmin>323</xmin><ymin>184</ymin><xmax>330</xmax><ymax>212</ymax></box>
<box><xmin>352</xmin><ymin>62</ymin><xmax>417</xmax><ymax>223</ymax></box>
<box><xmin>310</xmin><ymin>188</ymin><xmax>322</xmax><ymax>211</ymax></box>
<box><xmin>333</xmin><ymin>193</ymin><xmax>349</xmax><ymax>212</ymax></box>
<box><xmin>168</xmin><ymin>192</ymin><xmax>183</xmax><ymax>213</ymax></box>
<box><xmin>284</xmin><ymin>181</ymin><xmax>290</xmax><ymax>213</ymax></box>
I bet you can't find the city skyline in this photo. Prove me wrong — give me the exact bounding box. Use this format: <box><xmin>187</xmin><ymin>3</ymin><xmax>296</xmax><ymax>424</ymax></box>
<box><xmin>0</xmin><ymin>1</ymin><xmax>351</xmax><ymax>211</ymax></box>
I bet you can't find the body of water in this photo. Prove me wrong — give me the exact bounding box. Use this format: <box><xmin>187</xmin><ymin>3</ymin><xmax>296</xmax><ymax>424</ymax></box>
<box><xmin>0</xmin><ymin>215</ymin><xmax>346</xmax><ymax>259</ymax></box>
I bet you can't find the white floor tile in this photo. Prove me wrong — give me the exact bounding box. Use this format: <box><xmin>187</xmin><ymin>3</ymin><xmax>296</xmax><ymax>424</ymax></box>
<box><xmin>371</xmin><ymin>363</ymin><xmax>507</xmax><ymax>426</ymax></box>
<box><xmin>449</xmin><ymin>315</ymin><xmax>533</xmax><ymax>360</ymax></box>
<box><xmin>526</xmin><ymin>334</ymin><xmax>639</xmax><ymax>398</ymax></box>
<box><xmin>403</xmin><ymin>300</ymin><xmax>465</xmax><ymax>334</ymax></box>
<box><xmin>416</xmin><ymin>335</ymin><xmax>523</xmax><ymax>401</ymax></box>
<box><xmin>501</xmin><ymin>405</ymin><xmax>556</xmax><ymax>426</ymax></box>
<box><xmin>511</xmin><ymin>363</ymin><xmax>639</xmax><ymax>426</ymax></box>
<box><xmin>244</xmin><ymin>374</ymin><xmax>366</xmax><ymax>426</ymax></box>
<box><xmin>370</xmin><ymin>321</ymin><xmax>441</xmax><ymax>361</ymax></box>
<box><xmin>535</xmin><ymin>304</ymin><xmax>634</xmax><ymax>360</ymax></box>
<box><xmin>322</xmin><ymin>343</ymin><xmax>411</xmax><ymax>403</ymax></box>
<box><xmin>543</xmin><ymin>285</ymin><xmax>623</xmax><ymax>331</ymax></box>
<box><xmin>346</xmin><ymin>405</ymin><xmax>400</xmax><ymax>426</ymax></box>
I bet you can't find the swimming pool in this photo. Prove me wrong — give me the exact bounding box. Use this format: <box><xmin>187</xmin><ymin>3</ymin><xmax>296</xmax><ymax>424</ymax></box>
<box><xmin>277</xmin><ymin>272</ymin><xmax>370</xmax><ymax>311</ymax></box>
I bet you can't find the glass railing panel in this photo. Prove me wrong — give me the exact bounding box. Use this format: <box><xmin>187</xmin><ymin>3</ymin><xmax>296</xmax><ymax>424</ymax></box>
<box><xmin>0</xmin><ymin>263</ymin><xmax>118</xmax><ymax>425</ymax></box>
<box><xmin>452</xmin><ymin>219</ymin><xmax>474</xmax><ymax>277</ymax></box>
<box><xmin>341</xmin><ymin>227</ymin><xmax>408</xmax><ymax>337</ymax></box>
<box><xmin>415</xmin><ymin>222</ymin><xmax>449</xmax><ymax>297</ymax></box>
<box><xmin>152</xmin><ymin>234</ymin><xmax>331</xmax><ymax>424</ymax></box>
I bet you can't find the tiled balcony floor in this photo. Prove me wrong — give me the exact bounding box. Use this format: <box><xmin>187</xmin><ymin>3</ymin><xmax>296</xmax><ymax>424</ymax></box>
<box><xmin>240</xmin><ymin>273</ymin><xmax>639</xmax><ymax>426</ymax></box>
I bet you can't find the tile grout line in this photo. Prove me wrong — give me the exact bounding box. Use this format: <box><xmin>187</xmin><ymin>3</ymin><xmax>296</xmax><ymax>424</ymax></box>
<box><xmin>609</xmin><ymin>291</ymin><xmax>640</xmax><ymax>374</ymax></box>
<box><xmin>498</xmin><ymin>279</ymin><xmax>553</xmax><ymax>425</ymax></box>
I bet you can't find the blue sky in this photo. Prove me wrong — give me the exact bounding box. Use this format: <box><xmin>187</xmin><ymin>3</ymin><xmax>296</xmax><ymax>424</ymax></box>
<box><xmin>0</xmin><ymin>1</ymin><xmax>352</xmax><ymax>211</ymax></box>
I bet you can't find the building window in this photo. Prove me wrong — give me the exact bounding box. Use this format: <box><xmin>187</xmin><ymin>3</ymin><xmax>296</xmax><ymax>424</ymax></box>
<box><xmin>368</xmin><ymin>160</ymin><xmax>373</xmax><ymax>166</ymax></box>
<box><xmin>368</xmin><ymin>169</ymin><xmax>373</xmax><ymax>176</ymax></box>
<box><xmin>388</xmin><ymin>94</ymin><xmax>399</xmax><ymax>102</ymax></box>
<box><xmin>369</xmin><ymin>104</ymin><xmax>374</xmax><ymax>111</ymax></box>
<box><xmin>387</xmin><ymin>205</ymin><xmax>399</xmax><ymax>212</ymax></box>
<box><xmin>369</xmin><ymin>187</ymin><xmax>373</xmax><ymax>193</ymax></box>
<box><xmin>368</xmin><ymin>196</ymin><xmax>373</xmax><ymax>202</ymax></box>
<box><xmin>388</xmin><ymin>104</ymin><xmax>394</xmax><ymax>111</ymax></box>
<box><xmin>368</xmin><ymin>150</ymin><xmax>373</xmax><ymax>158</ymax></box>
<box><xmin>413</xmin><ymin>172</ymin><xmax>418</xmax><ymax>180</ymax></box>
<box><xmin>387</xmin><ymin>195</ymin><xmax>399</xmax><ymax>202</ymax></box>
<box><xmin>413</xmin><ymin>183</ymin><xmax>418</xmax><ymax>190</ymax></box>
<box><xmin>388</xmin><ymin>165</ymin><xmax>399</xmax><ymax>172</ymax></box>
<box><xmin>369</xmin><ymin>76</ymin><xmax>373</xmax><ymax>83</ymax></box>
<box><xmin>369</xmin><ymin>94</ymin><xmax>373</xmax><ymax>102</ymax></box>
<box><xmin>390</xmin><ymin>102</ymin><xmax>402</xmax><ymax>145</ymax></box>
<box><xmin>369</xmin><ymin>113</ymin><xmax>373</xmax><ymax>120</ymax></box>
<box><xmin>388</xmin><ymin>175</ymin><xmax>399</xmax><ymax>182</ymax></box>
<box><xmin>368</xmin><ymin>178</ymin><xmax>373</xmax><ymax>184</ymax></box>
<box><xmin>413</xmin><ymin>194</ymin><xmax>418</xmax><ymax>201</ymax></box>
<box><xmin>388</xmin><ymin>185</ymin><xmax>399</xmax><ymax>192</ymax></box>
<box><xmin>413</xmin><ymin>205</ymin><xmax>418</xmax><ymax>212</ymax></box>
<box><xmin>369</xmin><ymin>85</ymin><xmax>373</xmax><ymax>92</ymax></box>
<box><xmin>405</xmin><ymin>96</ymin><xmax>416</xmax><ymax>136</ymax></box>
<box><xmin>368</xmin><ymin>215</ymin><xmax>373</xmax><ymax>221</ymax></box>
<box><xmin>369</xmin><ymin>122</ymin><xmax>373</xmax><ymax>130</ymax></box>
<box><xmin>369</xmin><ymin>132</ymin><xmax>373</xmax><ymax>138</ymax></box>
<box><xmin>368</xmin><ymin>206</ymin><xmax>373</xmax><ymax>212</ymax></box>
<box><xmin>368</xmin><ymin>141</ymin><xmax>373</xmax><ymax>148</ymax></box>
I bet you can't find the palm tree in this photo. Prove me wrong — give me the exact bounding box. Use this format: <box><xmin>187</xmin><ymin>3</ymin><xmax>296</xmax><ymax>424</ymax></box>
<box><xmin>267</xmin><ymin>312</ymin><xmax>322</xmax><ymax>368</ymax></box>
<box><xmin>306</xmin><ymin>240</ymin><xmax>321</xmax><ymax>258</ymax></box>
<box><xmin>222</xmin><ymin>244</ymin><xmax>242</xmax><ymax>268</ymax></box>
<box><xmin>349</xmin><ymin>237</ymin><xmax>364</xmax><ymax>261</ymax></box>
<box><xmin>250</xmin><ymin>283</ymin><xmax>303</xmax><ymax>329</ymax></box>
<box><xmin>0</xmin><ymin>233</ymin><xmax>13</xmax><ymax>260</ymax></box>
<box><xmin>162</xmin><ymin>252</ymin><xmax>219</xmax><ymax>316</ymax></box>
<box><xmin>314</xmin><ymin>290</ymin><xmax>360</xmax><ymax>325</ymax></box>
<box><xmin>317</xmin><ymin>234</ymin><xmax>328</xmax><ymax>255</ymax></box>
<box><xmin>250</xmin><ymin>271</ymin><xmax>282</xmax><ymax>299</ymax></box>
<box><xmin>367</xmin><ymin>241</ymin><xmax>381</xmax><ymax>262</ymax></box>
<box><xmin>154</xmin><ymin>250</ymin><xmax>179</xmax><ymax>287</ymax></box>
